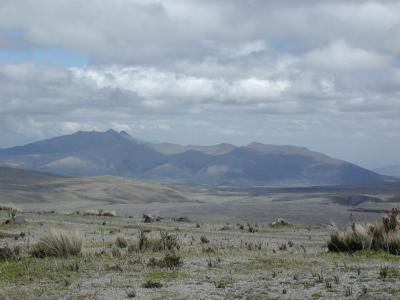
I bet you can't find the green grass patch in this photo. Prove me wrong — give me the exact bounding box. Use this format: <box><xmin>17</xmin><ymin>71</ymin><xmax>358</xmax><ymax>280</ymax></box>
<box><xmin>0</xmin><ymin>256</ymin><xmax>80</xmax><ymax>284</ymax></box>
<box><xmin>321</xmin><ymin>250</ymin><xmax>400</xmax><ymax>263</ymax></box>
<box><xmin>145</xmin><ymin>270</ymin><xmax>183</xmax><ymax>281</ymax></box>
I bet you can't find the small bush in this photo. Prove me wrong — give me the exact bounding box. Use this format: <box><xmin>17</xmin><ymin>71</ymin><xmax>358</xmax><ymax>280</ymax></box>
<box><xmin>344</xmin><ymin>286</ymin><xmax>353</xmax><ymax>297</ymax></box>
<box><xmin>278</xmin><ymin>243</ymin><xmax>287</xmax><ymax>251</ymax></box>
<box><xmin>200</xmin><ymin>235</ymin><xmax>209</xmax><ymax>244</ymax></box>
<box><xmin>163</xmin><ymin>252</ymin><xmax>183</xmax><ymax>269</ymax></box>
<box><xmin>142</xmin><ymin>279</ymin><xmax>162</xmax><ymax>288</ymax></box>
<box><xmin>379</xmin><ymin>266</ymin><xmax>388</xmax><ymax>279</ymax></box>
<box><xmin>220</xmin><ymin>225</ymin><xmax>231</xmax><ymax>231</ymax></box>
<box><xmin>83</xmin><ymin>209</ymin><xmax>117</xmax><ymax>217</ymax></box>
<box><xmin>111</xmin><ymin>247</ymin><xmax>121</xmax><ymax>257</ymax></box>
<box><xmin>83</xmin><ymin>209</ymin><xmax>98</xmax><ymax>216</ymax></box>
<box><xmin>125</xmin><ymin>289</ymin><xmax>136</xmax><ymax>298</ymax></box>
<box><xmin>137</xmin><ymin>230</ymin><xmax>180</xmax><ymax>253</ymax></box>
<box><xmin>160</xmin><ymin>231</ymin><xmax>180</xmax><ymax>251</ymax></box>
<box><xmin>383</xmin><ymin>208</ymin><xmax>399</xmax><ymax>232</ymax></box>
<box><xmin>31</xmin><ymin>230</ymin><xmax>82</xmax><ymax>258</ymax></box>
<box><xmin>0</xmin><ymin>247</ymin><xmax>13</xmax><ymax>260</ymax></box>
<box><xmin>214</xmin><ymin>279</ymin><xmax>230</xmax><ymax>289</ymax></box>
<box><xmin>147</xmin><ymin>253</ymin><xmax>183</xmax><ymax>269</ymax></box>
<box><xmin>175</xmin><ymin>216</ymin><xmax>190</xmax><ymax>222</ymax></box>
<box><xmin>247</xmin><ymin>223</ymin><xmax>257</xmax><ymax>233</ymax></box>
<box><xmin>115</xmin><ymin>234</ymin><xmax>128</xmax><ymax>248</ymax></box>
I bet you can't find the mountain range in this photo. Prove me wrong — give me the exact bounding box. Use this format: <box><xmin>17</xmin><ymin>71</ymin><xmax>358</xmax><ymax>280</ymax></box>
<box><xmin>0</xmin><ymin>129</ymin><xmax>387</xmax><ymax>186</ymax></box>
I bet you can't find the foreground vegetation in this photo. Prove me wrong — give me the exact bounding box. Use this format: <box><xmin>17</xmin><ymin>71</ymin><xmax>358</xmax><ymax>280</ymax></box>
<box><xmin>1</xmin><ymin>207</ymin><xmax>400</xmax><ymax>299</ymax></box>
<box><xmin>328</xmin><ymin>208</ymin><xmax>400</xmax><ymax>255</ymax></box>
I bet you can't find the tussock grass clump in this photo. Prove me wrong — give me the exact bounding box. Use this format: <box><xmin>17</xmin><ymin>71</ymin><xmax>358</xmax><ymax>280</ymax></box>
<box><xmin>31</xmin><ymin>230</ymin><xmax>82</xmax><ymax>258</ymax></box>
<box><xmin>328</xmin><ymin>208</ymin><xmax>400</xmax><ymax>255</ymax></box>
<box><xmin>115</xmin><ymin>234</ymin><xmax>128</xmax><ymax>248</ymax></box>
<box><xmin>344</xmin><ymin>224</ymin><xmax>372</xmax><ymax>252</ymax></box>
<box><xmin>387</xmin><ymin>231</ymin><xmax>400</xmax><ymax>255</ymax></box>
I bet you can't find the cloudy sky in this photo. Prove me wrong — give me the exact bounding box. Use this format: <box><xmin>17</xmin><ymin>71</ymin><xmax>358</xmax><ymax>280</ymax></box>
<box><xmin>0</xmin><ymin>0</ymin><xmax>399</xmax><ymax>169</ymax></box>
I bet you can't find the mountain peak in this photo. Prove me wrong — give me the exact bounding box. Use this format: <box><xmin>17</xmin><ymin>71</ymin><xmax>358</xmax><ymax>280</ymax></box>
<box><xmin>106</xmin><ymin>129</ymin><xmax>118</xmax><ymax>134</ymax></box>
<box><xmin>119</xmin><ymin>130</ymin><xmax>130</xmax><ymax>137</ymax></box>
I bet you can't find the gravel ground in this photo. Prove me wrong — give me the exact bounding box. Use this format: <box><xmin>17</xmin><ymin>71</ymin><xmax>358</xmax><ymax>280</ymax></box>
<box><xmin>1</xmin><ymin>209</ymin><xmax>400</xmax><ymax>300</ymax></box>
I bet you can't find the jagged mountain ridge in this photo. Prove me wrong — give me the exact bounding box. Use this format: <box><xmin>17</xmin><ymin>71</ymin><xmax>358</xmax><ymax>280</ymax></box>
<box><xmin>0</xmin><ymin>130</ymin><xmax>386</xmax><ymax>186</ymax></box>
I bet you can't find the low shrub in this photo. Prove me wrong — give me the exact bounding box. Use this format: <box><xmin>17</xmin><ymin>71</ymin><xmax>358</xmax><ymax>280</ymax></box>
<box><xmin>142</xmin><ymin>279</ymin><xmax>162</xmax><ymax>288</ymax></box>
<box><xmin>137</xmin><ymin>229</ymin><xmax>180</xmax><ymax>253</ymax></box>
<box><xmin>0</xmin><ymin>247</ymin><xmax>13</xmax><ymax>260</ymax></box>
<box><xmin>200</xmin><ymin>235</ymin><xmax>210</xmax><ymax>244</ymax></box>
<box><xmin>160</xmin><ymin>231</ymin><xmax>180</xmax><ymax>251</ymax></box>
<box><xmin>115</xmin><ymin>234</ymin><xmax>128</xmax><ymax>248</ymax></box>
<box><xmin>31</xmin><ymin>230</ymin><xmax>82</xmax><ymax>258</ymax></box>
<box><xmin>147</xmin><ymin>253</ymin><xmax>183</xmax><ymax>269</ymax></box>
<box><xmin>174</xmin><ymin>216</ymin><xmax>190</xmax><ymax>222</ymax></box>
<box><xmin>111</xmin><ymin>247</ymin><xmax>121</xmax><ymax>257</ymax></box>
<box><xmin>83</xmin><ymin>209</ymin><xmax>117</xmax><ymax>217</ymax></box>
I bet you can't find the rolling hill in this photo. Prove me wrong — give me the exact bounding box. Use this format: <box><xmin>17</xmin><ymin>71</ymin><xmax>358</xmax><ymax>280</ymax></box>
<box><xmin>0</xmin><ymin>166</ymin><xmax>187</xmax><ymax>208</ymax></box>
<box><xmin>0</xmin><ymin>130</ymin><xmax>387</xmax><ymax>186</ymax></box>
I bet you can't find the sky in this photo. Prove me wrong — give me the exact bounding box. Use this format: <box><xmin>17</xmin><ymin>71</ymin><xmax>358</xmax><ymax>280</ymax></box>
<box><xmin>0</xmin><ymin>0</ymin><xmax>400</xmax><ymax>169</ymax></box>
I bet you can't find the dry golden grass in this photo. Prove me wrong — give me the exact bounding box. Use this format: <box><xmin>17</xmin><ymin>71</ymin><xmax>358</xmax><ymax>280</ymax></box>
<box><xmin>328</xmin><ymin>208</ymin><xmax>400</xmax><ymax>254</ymax></box>
<box><xmin>115</xmin><ymin>234</ymin><xmax>128</xmax><ymax>248</ymax></box>
<box><xmin>31</xmin><ymin>230</ymin><xmax>82</xmax><ymax>258</ymax></box>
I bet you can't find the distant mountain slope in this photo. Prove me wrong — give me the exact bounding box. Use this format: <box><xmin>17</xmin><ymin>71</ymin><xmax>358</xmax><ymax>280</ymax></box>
<box><xmin>0</xmin><ymin>130</ymin><xmax>387</xmax><ymax>186</ymax></box>
<box><xmin>375</xmin><ymin>165</ymin><xmax>400</xmax><ymax>178</ymax></box>
<box><xmin>0</xmin><ymin>130</ymin><xmax>167</xmax><ymax>176</ymax></box>
<box><xmin>0</xmin><ymin>166</ymin><xmax>66</xmax><ymax>184</ymax></box>
<box><xmin>150</xmin><ymin>142</ymin><xmax>235</xmax><ymax>155</ymax></box>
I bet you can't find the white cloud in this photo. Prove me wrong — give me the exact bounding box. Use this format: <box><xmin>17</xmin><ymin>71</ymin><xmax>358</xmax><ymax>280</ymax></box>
<box><xmin>1</xmin><ymin>1</ymin><xmax>400</xmax><ymax>167</ymax></box>
<box><xmin>303</xmin><ymin>40</ymin><xmax>390</xmax><ymax>71</ymax></box>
